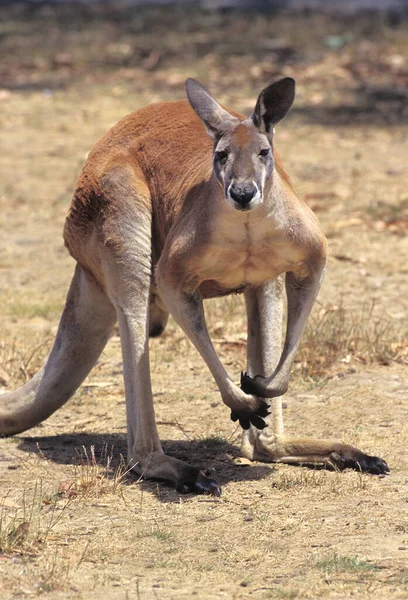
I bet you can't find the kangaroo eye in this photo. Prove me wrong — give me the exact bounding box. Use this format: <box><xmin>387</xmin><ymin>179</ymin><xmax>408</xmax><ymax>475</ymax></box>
<box><xmin>259</xmin><ymin>148</ymin><xmax>271</xmax><ymax>157</ymax></box>
<box><xmin>214</xmin><ymin>150</ymin><xmax>228</xmax><ymax>163</ymax></box>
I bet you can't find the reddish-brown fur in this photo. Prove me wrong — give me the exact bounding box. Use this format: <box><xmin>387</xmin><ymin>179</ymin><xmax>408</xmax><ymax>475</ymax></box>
<box><xmin>64</xmin><ymin>99</ymin><xmax>303</xmax><ymax>294</ymax></box>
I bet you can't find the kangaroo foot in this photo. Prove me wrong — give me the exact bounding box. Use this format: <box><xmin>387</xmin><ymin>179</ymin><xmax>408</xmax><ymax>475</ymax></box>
<box><xmin>131</xmin><ymin>451</ymin><xmax>222</xmax><ymax>496</ymax></box>
<box><xmin>176</xmin><ymin>469</ymin><xmax>221</xmax><ymax>496</ymax></box>
<box><xmin>330</xmin><ymin>446</ymin><xmax>390</xmax><ymax>475</ymax></box>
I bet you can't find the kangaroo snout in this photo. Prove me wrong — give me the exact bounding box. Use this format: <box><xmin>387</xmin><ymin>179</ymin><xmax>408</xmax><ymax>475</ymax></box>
<box><xmin>227</xmin><ymin>181</ymin><xmax>259</xmax><ymax>209</ymax></box>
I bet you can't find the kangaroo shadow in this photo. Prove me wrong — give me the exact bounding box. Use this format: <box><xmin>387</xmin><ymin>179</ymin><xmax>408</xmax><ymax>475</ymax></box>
<box><xmin>17</xmin><ymin>433</ymin><xmax>274</xmax><ymax>503</ymax></box>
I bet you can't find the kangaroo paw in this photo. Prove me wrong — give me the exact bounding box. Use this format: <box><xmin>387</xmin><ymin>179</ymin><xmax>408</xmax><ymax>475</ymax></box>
<box><xmin>230</xmin><ymin>397</ymin><xmax>270</xmax><ymax>431</ymax></box>
<box><xmin>240</xmin><ymin>371</ymin><xmax>288</xmax><ymax>399</ymax></box>
<box><xmin>240</xmin><ymin>371</ymin><xmax>267</xmax><ymax>397</ymax></box>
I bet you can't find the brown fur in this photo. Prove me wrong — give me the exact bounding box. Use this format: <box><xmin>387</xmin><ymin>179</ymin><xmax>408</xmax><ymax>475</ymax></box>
<box><xmin>64</xmin><ymin>100</ymin><xmax>321</xmax><ymax>294</ymax></box>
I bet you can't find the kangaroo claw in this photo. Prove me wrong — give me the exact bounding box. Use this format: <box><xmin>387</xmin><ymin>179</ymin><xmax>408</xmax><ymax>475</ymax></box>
<box><xmin>230</xmin><ymin>397</ymin><xmax>270</xmax><ymax>431</ymax></box>
<box><xmin>330</xmin><ymin>449</ymin><xmax>390</xmax><ymax>475</ymax></box>
<box><xmin>177</xmin><ymin>470</ymin><xmax>221</xmax><ymax>496</ymax></box>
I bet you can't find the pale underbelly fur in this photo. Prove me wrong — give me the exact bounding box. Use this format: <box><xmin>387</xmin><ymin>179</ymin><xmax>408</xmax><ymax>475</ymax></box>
<box><xmin>193</xmin><ymin>240</ymin><xmax>303</xmax><ymax>290</ymax></box>
<box><xmin>189</xmin><ymin>206</ymin><xmax>307</xmax><ymax>292</ymax></box>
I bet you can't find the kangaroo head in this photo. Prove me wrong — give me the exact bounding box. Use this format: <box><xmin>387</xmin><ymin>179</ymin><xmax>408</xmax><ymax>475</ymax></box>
<box><xmin>185</xmin><ymin>77</ymin><xmax>295</xmax><ymax>212</ymax></box>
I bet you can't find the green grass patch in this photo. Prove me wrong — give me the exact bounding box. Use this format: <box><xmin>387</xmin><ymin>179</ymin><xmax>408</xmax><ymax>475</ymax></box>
<box><xmin>316</xmin><ymin>553</ymin><xmax>378</xmax><ymax>574</ymax></box>
<box><xmin>4</xmin><ymin>299</ymin><xmax>63</xmax><ymax>320</ymax></box>
<box><xmin>198</xmin><ymin>435</ymin><xmax>229</xmax><ymax>448</ymax></box>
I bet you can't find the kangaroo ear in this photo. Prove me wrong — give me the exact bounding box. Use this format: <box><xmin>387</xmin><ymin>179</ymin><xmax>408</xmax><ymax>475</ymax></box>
<box><xmin>252</xmin><ymin>78</ymin><xmax>295</xmax><ymax>137</ymax></box>
<box><xmin>185</xmin><ymin>78</ymin><xmax>237</xmax><ymax>139</ymax></box>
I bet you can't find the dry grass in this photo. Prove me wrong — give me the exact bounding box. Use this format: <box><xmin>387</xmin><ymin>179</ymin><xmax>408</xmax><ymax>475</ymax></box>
<box><xmin>57</xmin><ymin>444</ymin><xmax>130</xmax><ymax>500</ymax></box>
<box><xmin>271</xmin><ymin>467</ymin><xmax>369</xmax><ymax>495</ymax></box>
<box><xmin>207</xmin><ymin>296</ymin><xmax>408</xmax><ymax>385</ymax></box>
<box><xmin>316</xmin><ymin>552</ymin><xmax>379</xmax><ymax>574</ymax></box>
<box><xmin>297</xmin><ymin>302</ymin><xmax>408</xmax><ymax>380</ymax></box>
<box><xmin>29</xmin><ymin>553</ymin><xmax>71</xmax><ymax>595</ymax></box>
<box><xmin>1</xmin><ymin>298</ymin><xmax>406</xmax><ymax>395</ymax></box>
<box><xmin>0</xmin><ymin>334</ymin><xmax>51</xmax><ymax>388</ymax></box>
<box><xmin>0</xmin><ymin>444</ymin><xmax>129</xmax><ymax>558</ymax></box>
<box><xmin>0</xmin><ymin>480</ymin><xmax>69</xmax><ymax>557</ymax></box>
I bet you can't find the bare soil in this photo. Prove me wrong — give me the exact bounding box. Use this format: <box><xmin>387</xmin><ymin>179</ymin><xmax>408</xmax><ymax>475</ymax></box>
<box><xmin>0</xmin><ymin>5</ymin><xmax>407</xmax><ymax>599</ymax></box>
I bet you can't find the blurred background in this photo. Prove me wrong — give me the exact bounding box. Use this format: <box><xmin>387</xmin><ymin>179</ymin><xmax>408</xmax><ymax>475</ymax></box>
<box><xmin>1</xmin><ymin>0</ymin><xmax>407</xmax><ymax>121</ymax></box>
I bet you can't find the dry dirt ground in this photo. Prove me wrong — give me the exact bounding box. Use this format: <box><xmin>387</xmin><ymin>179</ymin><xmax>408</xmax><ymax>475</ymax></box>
<box><xmin>0</xmin><ymin>5</ymin><xmax>407</xmax><ymax>599</ymax></box>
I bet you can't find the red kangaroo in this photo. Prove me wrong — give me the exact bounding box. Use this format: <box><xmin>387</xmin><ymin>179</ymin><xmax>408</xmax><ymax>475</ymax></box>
<box><xmin>0</xmin><ymin>78</ymin><xmax>389</xmax><ymax>495</ymax></box>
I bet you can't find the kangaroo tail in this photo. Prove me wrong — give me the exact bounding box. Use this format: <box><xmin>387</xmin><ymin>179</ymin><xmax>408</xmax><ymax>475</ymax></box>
<box><xmin>0</xmin><ymin>265</ymin><xmax>116</xmax><ymax>436</ymax></box>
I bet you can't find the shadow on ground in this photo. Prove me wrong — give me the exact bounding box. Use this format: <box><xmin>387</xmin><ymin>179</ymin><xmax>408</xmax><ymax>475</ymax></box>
<box><xmin>16</xmin><ymin>433</ymin><xmax>274</xmax><ymax>502</ymax></box>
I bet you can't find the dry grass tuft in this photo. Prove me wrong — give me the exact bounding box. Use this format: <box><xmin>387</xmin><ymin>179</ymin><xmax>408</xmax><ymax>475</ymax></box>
<box><xmin>0</xmin><ymin>447</ymin><xmax>128</xmax><ymax>558</ymax></box>
<box><xmin>0</xmin><ymin>335</ymin><xmax>50</xmax><ymax>388</ymax></box>
<box><xmin>30</xmin><ymin>552</ymin><xmax>71</xmax><ymax>594</ymax></box>
<box><xmin>316</xmin><ymin>552</ymin><xmax>379</xmax><ymax>574</ymax></box>
<box><xmin>58</xmin><ymin>445</ymin><xmax>129</xmax><ymax>500</ymax></box>
<box><xmin>296</xmin><ymin>302</ymin><xmax>408</xmax><ymax>381</ymax></box>
<box><xmin>0</xmin><ymin>481</ymin><xmax>69</xmax><ymax>557</ymax></box>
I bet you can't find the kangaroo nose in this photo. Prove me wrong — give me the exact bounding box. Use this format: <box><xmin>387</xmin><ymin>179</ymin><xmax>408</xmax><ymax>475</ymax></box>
<box><xmin>229</xmin><ymin>182</ymin><xmax>257</xmax><ymax>207</ymax></box>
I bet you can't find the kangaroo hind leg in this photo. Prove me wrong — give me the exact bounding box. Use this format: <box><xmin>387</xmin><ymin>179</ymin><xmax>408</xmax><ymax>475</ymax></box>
<box><xmin>0</xmin><ymin>265</ymin><xmax>116</xmax><ymax>436</ymax></box>
<box><xmin>241</xmin><ymin>278</ymin><xmax>389</xmax><ymax>475</ymax></box>
<box><xmin>100</xmin><ymin>168</ymin><xmax>220</xmax><ymax>495</ymax></box>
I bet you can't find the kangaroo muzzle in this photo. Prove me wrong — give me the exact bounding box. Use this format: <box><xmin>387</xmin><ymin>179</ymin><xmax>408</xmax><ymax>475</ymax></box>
<box><xmin>227</xmin><ymin>181</ymin><xmax>260</xmax><ymax>210</ymax></box>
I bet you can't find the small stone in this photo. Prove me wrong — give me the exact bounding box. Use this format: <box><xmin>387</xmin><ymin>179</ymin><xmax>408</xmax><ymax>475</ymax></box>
<box><xmin>233</xmin><ymin>457</ymin><xmax>251</xmax><ymax>466</ymax></box>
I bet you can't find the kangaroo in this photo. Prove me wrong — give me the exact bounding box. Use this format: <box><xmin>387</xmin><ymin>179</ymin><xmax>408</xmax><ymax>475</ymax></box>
<box><xmin>0</xmin><ymin>78</ymin><xmax>389</xmax><ymax>495</ymax></box>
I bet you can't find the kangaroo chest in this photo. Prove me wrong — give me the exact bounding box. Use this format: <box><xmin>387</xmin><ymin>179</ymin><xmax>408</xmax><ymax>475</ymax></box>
<box><xmin>191</xmin><ymin>215</ymin><xmax>305</xmax><ymax>297</ymax></box>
